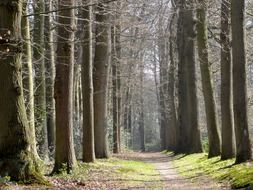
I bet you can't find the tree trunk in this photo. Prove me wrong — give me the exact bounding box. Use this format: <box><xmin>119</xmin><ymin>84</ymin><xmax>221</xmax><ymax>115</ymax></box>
<box><xmin>231</xmin><ymin>0</ymin><xmax>252</xmax><ymax>163</ymax></box>
<box><xmin>139</xmin><ymin>61</ymin><xmax>145</xmax><ymax>152</ymax></box>
<box><xmin>53</xmin><ymin>0</ymin><xmax>77</xmax><ymax>173</ymax></box>
<box><xmin>196</xmin><ymin>0</ymin><xmax>221</xmax><ymax>158</ymax></box>
<box><xmin>220</xmin><ymin>0</ymin><xmax>235</xmax><ymax>160</ymax></box>
<box><xmin>93</xmin><ymin>1</ymin><xmax>110</xmax><ymax>159</ymax></box>
<box><xmin>0</xmin><ymin>0</ymin><xmax>44</xmax><ymax>182</ymax></box>
<box><xmin>167</xmin><ymin>10</ymin><xmax>178</xmax><ymax>151</ymax></box>
<box><xmin>176</xmin><ymin>0</ymin><xmax>202</xmax><ymax>154</ymax></box>
<box><xmin>21</xmin><ymin>2</ymin><xmax>39</xmax><ymax>159</ymax></box>
<box><xmin>82</xmin><ymin>2</ymin><xmax>95</xmax><ymax>163</ymax></box>
<box><xmin>112</xmin><ymin>25</ymin><xmax>119</xmax><ymax>153</ymax></box>
<box><xmin>45</xmin><ymin>0</ymin><xmax>56</xmax><ymax>155</ymax></box>
<box><xmin>33</xmin><ymin>0</ymin><xmax>49</xmax><ymax>160</ymax></box>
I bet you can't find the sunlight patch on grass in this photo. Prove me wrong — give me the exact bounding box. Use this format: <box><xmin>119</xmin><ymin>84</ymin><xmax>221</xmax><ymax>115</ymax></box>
<box><xmin>171</xmin><ymin>153</ymin><xmax>253</xmax><ymax>189</ymax></box>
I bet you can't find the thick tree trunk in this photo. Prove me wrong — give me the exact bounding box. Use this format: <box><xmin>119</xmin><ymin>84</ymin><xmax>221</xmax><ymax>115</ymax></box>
<box><xmin>220</xmin><ymin>0</ymin><xmax>235</xmax><ymax>160</ymax></box>
<box><xmin>176</xmin><ymin>0</ymin><xmax>202</xmax><ymax>154</ymax></box>
<box><xmin>0</xmin><ymin>0</ymin><xmax>44</xmax><ymax>182</ymax></box>
<box><xmin>33</xmin><ymin>0</ymin><xmax>49</xmax><ymax>160</ymax></box>
<box><xmin>93</xmin><ymin>1</ymin><xmax>110</xmax><ymax>159</ymax></box>
<box><xmin>196</xmin><ymin>0</ymin><xmax>221</xmax><ymax>158</ymax></box>
<box><xmin>231</xmin><ymin>0</ymin><xmax>252</xmax><ymax>163</ymax></box>
<box><xmin>53</xmin><ymin>0</ymin><xmax>77</xmax><ymax>173</ymax></box>
<box><xmin>45</xmin><ymin>0</ymin><xmax>56</xmax><ymax>154</ymax></box>
<box><xmin>82</xmin><ymin>2</ymin><xmax>95</xmax><ymax>163</ymax></box>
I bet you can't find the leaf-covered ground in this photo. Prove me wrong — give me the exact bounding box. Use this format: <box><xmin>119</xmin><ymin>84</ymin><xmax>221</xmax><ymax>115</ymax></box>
<box><xmin>0</xmin><ymin>152</ymin><xmax>162</xmax><ymax>190</ymax></box>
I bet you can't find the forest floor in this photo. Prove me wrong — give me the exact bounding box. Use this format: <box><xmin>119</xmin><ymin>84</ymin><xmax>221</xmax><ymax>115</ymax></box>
<box><xmin>1</xmin><ymin>152</ymin><xmax>233</xmax><ymax>190</ymax></box>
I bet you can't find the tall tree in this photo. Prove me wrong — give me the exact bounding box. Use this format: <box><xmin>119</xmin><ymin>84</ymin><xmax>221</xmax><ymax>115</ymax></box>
<box><xmin>112</xmin><ymin>24</ymin><xmax>120</xmax><ymax>153</ymax></box>
<box><xmin>53</xmin><ymin>0</ymin><xmax>77</xmax><ymax>173</ymax></box>
<box><xmin>21</xmin><ymin>2</ymin><xmax>39</xmax><ymax>159</ymax></box>
<box><xmin>139</xmin><ymin>60</ymin><xmax>145</xmax><ymax>152</ymax></box>
<box><xmin>33</xmin><ymin>0</ymin><xmax>49</xmax><ymax>160</ymax></box>
<box><xmin>45</xmin><ymin>0</ymin><xmax>56</xmax><ymax>154</ymax></box>
<box><xmin>82</xmin><ymin>2</ymin><xmax>95</xmax><ymax>163</ymax></box>
<box><xmin>166</xmin><ymin>8</ymin><xmax>178</xmax><ymax>151</ymax></box>
<box><xmin>176</xmin><ymin>0</ymin><xmax>202</xmax><ymax>154</ymax></box>
<box><xmin>220</xmin><ymin>0</ymin><xmax>235</xmax><ymax>160</ymax></box>
<box><xmin>93</xmin><ymin>0</ymin><xmax>110</xmax><ymax>158</ymax></box>
<box><xmin>231</xmin><ymin>0</ymin><xmax>252</xmax><ymax>163</ymax></box>
<box><xmin>196</xmin><ymin>0</ymin><xmax>221</xmax><ymax>158</ymax></box>
<box><xmin>0</xmin><ymin>0</ymin><xmax>43</xmax><ymax>182</ymax></box>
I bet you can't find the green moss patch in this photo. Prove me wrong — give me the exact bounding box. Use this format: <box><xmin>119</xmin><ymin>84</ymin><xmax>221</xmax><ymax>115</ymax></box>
<box><xmin>170</xmin><ymin>153</ymin><xmax>253</xmax><ymax>189</ymax></box>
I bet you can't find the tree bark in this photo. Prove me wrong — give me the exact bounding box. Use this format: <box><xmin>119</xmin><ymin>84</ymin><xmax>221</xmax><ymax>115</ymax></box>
<box><xmin>231</xmin><ymin>0</ymin><xmax>252</xmax><ymax>163</ymax></box>
<box><xmin>220</xmin><ymin>0</ymin><xmax>235</xmax><ymax>160</ymax></box>
<box><xmin>93</xmin><ymin>1</ymin><xmax>110</xmax><ymax>159</ymax></box>
<box><xmin>53</xmin><ymin>0</ymin><xmax>77</xmax><ymax>173</ymax></box>
<box><xmin>167</xmin><ymin>9</ymin><xmax>178</xmax><ymax>151</ymax></box>
<box><xmin>45</xmin><ymin>0</ymin><xmax>56</xmax><ymax>154</ymax></box>
<box><xmin>33</xmin><ymin>0</ymin><xmax>49</xmax><ymax>160</ymax></box>
<box><xmin>196</xmin><ymin>0</ymin><xmax>221</xmax><ymax>158</ymax></box>
<box><xmin>21</xmin><ymin>2</ymin><xmax>39</xmax><ymax>159</ymax></box>
<box><xmin>0</xmin><ymin>0</ymin><xmax>44</xmax><ymax>182</ymax></box>
<box><xmin>82</xmin><ymin>2</ymin><xmax>95</xmax><ymax>163</ymax></box>
<box><xmin>112</xmin><ymin>25</ymin><xmax>119</xmax><ymax>153</ymax></box>
<box><xmin>176</xmin><ymin>0</ymin><xmax>202</xmax><ymax>154</ymax></box>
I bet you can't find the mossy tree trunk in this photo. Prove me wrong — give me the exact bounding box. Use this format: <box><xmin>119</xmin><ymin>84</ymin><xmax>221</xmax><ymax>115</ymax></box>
<box><xmin>220</xmin><ymin>0</ymin><xmax>235</xmax><ymax>160</ymax></box>
<box><xmin>53</xmin><ymin>0</ymin><xmax>77</xmax><ymax>173</ymax></box>
<box><xmin>93</xmin><ymin>0</ymin><xmax>110</xmax><ymax>159</ymax></box>
<box><xmin>82</xmin><ymin>1</ymin><xmax>95</xmax><ymax>163</ymax></box>
<box><xmin>196</xmin><ymin>0</ymin><xmax>221</xmax><ymax>158</ymax></box>
<box><xmin>231</xmin><ymin>0</ymin><xmax>252</xmax><ymax>163</ymax></box>
<box><xmin>0</xmin><ymin>0</ymin><xmax>44</xmax><ymax>182</ymax></box>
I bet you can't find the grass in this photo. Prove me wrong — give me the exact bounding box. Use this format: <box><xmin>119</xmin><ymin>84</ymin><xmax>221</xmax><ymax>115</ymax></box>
<box><xmin>170</xmin><ymin>152</ymin><xmax>253</xmax><ymax>189</ymax></box>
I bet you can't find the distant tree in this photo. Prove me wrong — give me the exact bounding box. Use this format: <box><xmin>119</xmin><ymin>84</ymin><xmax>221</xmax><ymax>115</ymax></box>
<box><xmin>231</xmin><ymin>0</ymin><xmax>252</xmax><ymax>163</ymax></box>
<box><xmin>53</xmin><ymin>0</ymin><xmax>77</xmax><ymax>173</ymax></box>
<box><xmin>139</xmin><ymin>60</ymin><xmax>145</xmax><ymax>152</ymax></box>
<box><xmin>0</xmin><ymin>0</ymin><xmax>43</xmax><ymax>182</ymax></box>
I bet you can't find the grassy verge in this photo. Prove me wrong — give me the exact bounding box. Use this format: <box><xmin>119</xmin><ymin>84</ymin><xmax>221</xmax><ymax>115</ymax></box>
<box><xmin>170</xmin><ymin>153</ymin><xmax>253</xmax><ymax>189</ymax></box>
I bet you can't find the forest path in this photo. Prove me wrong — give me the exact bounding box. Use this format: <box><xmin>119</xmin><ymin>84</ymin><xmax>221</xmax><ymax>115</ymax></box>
<box><xmin>124</xmin><ymin>152</ymin><xmax>230</xmax><ymax>190</ymax></box>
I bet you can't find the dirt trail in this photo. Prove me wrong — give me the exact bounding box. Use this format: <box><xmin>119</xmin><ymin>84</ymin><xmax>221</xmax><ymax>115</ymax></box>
<box><xmin>127</xmin><ymin>152</ymin><xmax>230</xmax><ymax>190</ymax></box>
